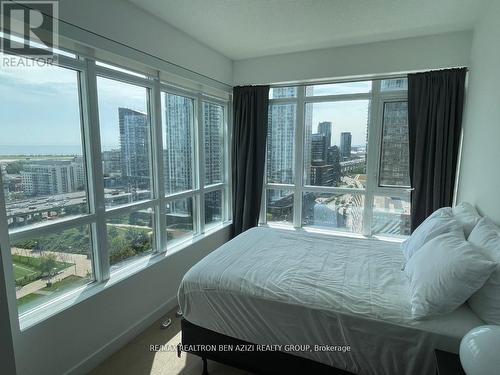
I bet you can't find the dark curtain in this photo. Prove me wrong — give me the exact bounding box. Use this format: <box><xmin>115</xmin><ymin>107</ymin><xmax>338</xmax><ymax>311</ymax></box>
<box><xmin>408</xmin><ymin>68</ymin><xmax>467</xmax><ymax>231</ymax></box>
<box><xmin>232</xmin><ymin>85</ymin><xmax>270</xmax><ymax>237</ymax></box>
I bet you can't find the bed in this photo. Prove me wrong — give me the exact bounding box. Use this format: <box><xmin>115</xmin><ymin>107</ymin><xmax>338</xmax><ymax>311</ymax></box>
<box><xmin>178</xmin><ymin>227</ymin><xmax>483</xmax><ymax>374</ymax></box>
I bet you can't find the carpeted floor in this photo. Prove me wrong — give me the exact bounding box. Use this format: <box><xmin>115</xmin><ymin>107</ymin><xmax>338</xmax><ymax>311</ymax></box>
<box><xmin>88</xmin><ymin>307</ymin><xmax>254</xmax><ymax>375</ymax></box>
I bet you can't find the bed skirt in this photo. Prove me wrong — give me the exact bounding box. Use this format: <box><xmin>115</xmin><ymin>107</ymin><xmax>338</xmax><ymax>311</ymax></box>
<box><xmin>180</xmin><ymin>318</ymin><xmax>353</xmax><ymax>375</ymax></box>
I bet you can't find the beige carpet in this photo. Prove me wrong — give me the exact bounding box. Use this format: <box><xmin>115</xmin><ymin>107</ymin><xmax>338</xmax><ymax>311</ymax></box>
<box><xmin>88</xmin><ymin>307</ymin><xmax>254</xmax><ymax>375</ymax></box>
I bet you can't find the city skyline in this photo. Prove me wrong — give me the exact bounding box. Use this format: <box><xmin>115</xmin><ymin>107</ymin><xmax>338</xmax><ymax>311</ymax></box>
<box><xmin>266</xmin><ymin>80</ymin><xmax>410</xmax><ymax>235</ymax></box>
<box><xmin>0</xmin><ymin>55</ymin><xmax>149</xmax><ymax>153</ymax></box>
<box><xmin>309</xmin><ymin>100</ymin><xmax>369</xmax><ymax>148</ymax></box>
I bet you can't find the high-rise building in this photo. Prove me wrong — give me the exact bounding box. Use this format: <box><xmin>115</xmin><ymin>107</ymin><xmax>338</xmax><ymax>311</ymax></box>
<box><xmin>163</xmin><ymin>96</ymin><xmax>193</xmax><ymax>194</ymax></box>
<box><xmin>340</xmin><ymin>132</ymin><xmax>352</xmax><ymax>160</ymax></box>
<box><xmin>267</xmin><ymin>87</ymin><xmax>296</xmax><ymax>185</ymax></box>
<box><xmin>379</xmin><ymin>101</ymin><xmax>410</xmax><ymax>186</ymax></box>
<box><xmin>102</xmin><ymin>149</ymin><xmax>121</xmax><ymax>176</ymax></box>
<box><xmin>318</xmin><ymin>122</ymin><xmax>332</xmax><ymax>149</ymax></box>
<box><xmin>119</xmin><ymin>108</ymin><xmax>150</xmax><ymax>189</ymax></box>
<box><xmin>310</xmin><ymin>163</ymin><xmax>334</xmax><ymax>186</ymax></box>
<box><xmin>311</xmin><ymin>134</ymin><xmax>327</xmax><ymax>162</ymax></box>
<box><xmin>327</xmin><ymin>145</ymin><xmax>342</xmax><ymax>183</ymax></box>
<box><xmin>20</xmin><ymin>158</ymin><xmax>84</xmax><ymax>196</ymax></box>
<box><xmin>203</xmin><ymin>102</ymin><xmax>223</xmax><ymax>185</ymax></box>
<box><xmin>102</xmin><ymin>149</ymin><xmax>122</xmax><ymax>188</ymax></box>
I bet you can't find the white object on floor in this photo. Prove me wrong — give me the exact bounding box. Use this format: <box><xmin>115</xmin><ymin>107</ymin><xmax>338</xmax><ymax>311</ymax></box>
<box><xmin>460</xmin><ymin>325</ymin><xmax>500</xmax><ymax>375</ymax></box>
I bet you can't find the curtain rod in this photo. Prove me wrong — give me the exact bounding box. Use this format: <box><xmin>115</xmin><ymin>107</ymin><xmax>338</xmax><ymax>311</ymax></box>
<box><xmin>269</xmin><ymin>67</ymin><xmax>469</xmax><ymax>88</ymax></box>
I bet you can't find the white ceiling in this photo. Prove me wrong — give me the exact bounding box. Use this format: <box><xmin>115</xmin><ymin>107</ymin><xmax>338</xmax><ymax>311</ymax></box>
<box><xmin>128</xmin><ymin>0</ymin><xmax>488</xmax><ymax>60</ymax></box>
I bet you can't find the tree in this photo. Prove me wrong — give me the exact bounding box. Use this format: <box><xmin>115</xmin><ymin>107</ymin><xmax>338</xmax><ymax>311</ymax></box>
<box><xmin>109</xmin><ymin>236</ymin><xmax>135</xmax><ymax>265</ymax></box>
<box><xmin>108</xmin><ymin>227</ymin><xmax>119</xmax><ymax>238</ymax></box>
<box><xmin>39</xmin><ymin>254</ymin><xmax>58</xmax><ymax>277</ymax></box>
<box><xmin>125</xmin><ymin>229</ymin><xmax>151</xmax><ymax>253</ymax></box>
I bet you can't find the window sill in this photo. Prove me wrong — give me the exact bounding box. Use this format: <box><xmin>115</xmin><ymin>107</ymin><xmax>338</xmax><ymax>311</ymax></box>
<box><xmin>18</xmin><ymin>221</ymin><xmax>232</xmax><ymax>331</ymax></box>
<box><xmin>260</xmin><ymin>223</ymin><xmax>406</xmax><ymax>243</ymax></box>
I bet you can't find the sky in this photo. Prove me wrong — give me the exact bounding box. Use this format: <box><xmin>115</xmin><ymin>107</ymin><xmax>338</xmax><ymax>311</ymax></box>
<box><xmin>1</xmin><ymin>56</ymin><xmax>369</xmax><ymax>155</ymax></box>
<box><xmin>0</xmin><ymin>54</ymin><xmax>148</xmax><ymax>154</ymax></box>
<box><xmin>307</xmin><ymin>81</ymin><xmax>371</xmax><ymax>96</ymax></box>
<box><xmin>96</xmin><ymin>76</ymin><xmax>148</xmax><ymax>150</ymax></box>
<box><xmin>309</xmin><ymin>100</ymin><xmax>369</xmax><ymax>147</ymax></box>
<box><xmin>0</xmin><ymin>54</ymin><xmax>82</xmax><ymax>152</ymax></box>
<box><xmin>307</xmin><ymin>81</ymin><xmax>370</xmax><ymax>147</ymax></box>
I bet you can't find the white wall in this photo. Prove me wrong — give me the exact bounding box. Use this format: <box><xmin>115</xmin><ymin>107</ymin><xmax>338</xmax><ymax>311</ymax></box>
<box><xmin>233</xmin><ymin>31</ymin><xmax>472</xmax><ymax>85</ymax></box>
<box><xmin>14</xmin><ymin>227</ymin><xmax>231</xmax><ymax>375</ymax></box>
<box><xmin>57</xmin><ymin>0</ymin><xmax>233</xmax><ymax>86</ymax></box>
<box><xmin>457</xmin><ymin>1</ymin><xmax>500</xmax><ymax>224</ymax></box>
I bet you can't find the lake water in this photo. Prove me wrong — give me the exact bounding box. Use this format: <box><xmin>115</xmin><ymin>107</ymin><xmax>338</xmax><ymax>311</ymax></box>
<box><xmin>0</xmin><ymin>145</ymin><xmax>83</xmax><ymax>156</ymax></box>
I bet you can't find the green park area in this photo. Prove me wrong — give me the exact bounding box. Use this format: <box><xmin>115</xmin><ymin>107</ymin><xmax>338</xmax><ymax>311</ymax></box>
<box><xmin>13</xmin><ymin>211</ymin><xmax>153</xmax><ymax>310</ymax></box>
<box><xmin>12</xmin><ymin>254</ymin><xmax>73</xmax><ymax>287</ymax></box>
<box><xmin>17</xmin><ymin>275</ymin><xmax>89</xmax><ymax>310</ymax></box>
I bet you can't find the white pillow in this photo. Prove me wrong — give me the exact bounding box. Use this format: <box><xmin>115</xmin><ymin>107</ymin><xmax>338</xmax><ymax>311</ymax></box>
<box><xmin>452</xmin><ymin>202</ymin><xmax>481</xmax><ymax>238</ymax></box>
<box><xmin>405</xmin><ymin>231</ymin><xmax>496</xmax><ymax>319</ymax></box>
<box><xmin>401</xmin><ymin>207</ymin><xmax>463</xmax><ymax>260</ymax></box>
<box><xmin>468</xmin><ymin>217</ymin><xmax>500</xmax><ymax>324</ymax></box>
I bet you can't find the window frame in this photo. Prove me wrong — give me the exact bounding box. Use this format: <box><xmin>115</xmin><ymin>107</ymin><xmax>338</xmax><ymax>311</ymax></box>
<box><xmin>0</xmin><ymin>45</ymin><xmax>232</xmax><ymax>328</ymax></box>
<box><xmin>261</xmin><ymin>78</ymin><xmax>409</xmax><ymax>237</ymax></box>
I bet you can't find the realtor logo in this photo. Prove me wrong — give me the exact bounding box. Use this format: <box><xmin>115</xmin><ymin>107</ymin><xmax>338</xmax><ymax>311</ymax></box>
<box><xmin>1</xmin><ymin>1</ymin><xmax>58</xmax><ymax>56</ymax></box>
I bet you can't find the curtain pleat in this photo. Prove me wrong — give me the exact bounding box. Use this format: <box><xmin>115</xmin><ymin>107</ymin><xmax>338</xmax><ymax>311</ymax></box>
<box><xmin>408</xmin><ymin>68</ymin><xmax>467</xmax><ymax>231</ymax></box>
<box><xmin>232</xmin><ymin>85</ymin><xmax>269</xmax><ymax>236</ymax></box>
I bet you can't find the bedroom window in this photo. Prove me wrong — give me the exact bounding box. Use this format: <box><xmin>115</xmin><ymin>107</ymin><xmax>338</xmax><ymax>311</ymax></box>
<box><xmin>379</xmin><ymin>101</ymin><xmax>410</xmax><ymax>187</ymax></box>
<box><xmin>97</xmin><ymin>77</ymin><xmax>153</xmax><ymax>208</ymax></box>
<box><xmin>205</xmin><ymin>190</ymin><xmax>223</xmax><ymax>227</ymax></box>
<box><xmin>303</xmin><ymin>100</ymin><xmax>369</xmax><ymax>189</ymax></box>
<box><xmin>162</xmin><ymin>93</ymin><xmax>195</xmax><ymax>195</ymax></box>
<box><xmin>107</xmin><ymin>210</ymin><xmax>155</xmax><ymax>270</ymax></box>
<box><xmin>262</xmin><ymin>79</ymin><xmax>410</xmax><ymax>237</ymax></box>
<box><xmin>203</xmin><ymin>102</ymin><xmax>224</xmax><ymax>186</ymax></box>
<box><xmin>202</xmin><ymin>100</ymin><xmax>229</xmax><ymax>230</ymax></box>
<box><xmin>0</xmin><ymin>44</ymin><xmax>230</xmax><ymax>325</ymax></box>
<box><xmin>266</xmin><ymin>188</ymin><xmax>294</xmax><ymax>225</ymax></box>
<box><xmin>166</xmin><ymin>197</ymin><xmax>194</xmax><ymax>245</ymax></box>
<box><xmin>0</xmin><ymin>53</ymin><xmax>97</xmax><ymax>315</ymax></box>
<box><xmin>302</xmin><ymin>192</ymin><xmax>364</xmax><ymax>232</ymax></box>
<box><xmin>267</xmin><ymin>102</ymin><xmax>296</xmax><ymax>184</ymax></box>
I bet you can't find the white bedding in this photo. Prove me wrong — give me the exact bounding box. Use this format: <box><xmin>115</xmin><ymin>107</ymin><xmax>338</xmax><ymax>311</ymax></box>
<box><xmin>178</xmin><ymin>227</ymin><xmax>483</xmax><ymax>375</ymax></box>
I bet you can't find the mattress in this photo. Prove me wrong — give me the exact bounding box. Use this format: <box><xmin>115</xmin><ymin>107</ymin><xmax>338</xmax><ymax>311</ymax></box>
<box><xmin>178</xmin><ymin>227</ymin><xmax>483</xmax><ymax>375</ymax></box>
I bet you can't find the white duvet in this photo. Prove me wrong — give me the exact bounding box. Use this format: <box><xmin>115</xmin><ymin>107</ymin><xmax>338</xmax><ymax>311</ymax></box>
<box><xmin>178</xmin><ymin>227</ymin><xmax>482</xmax><ymax>375</ymax></box>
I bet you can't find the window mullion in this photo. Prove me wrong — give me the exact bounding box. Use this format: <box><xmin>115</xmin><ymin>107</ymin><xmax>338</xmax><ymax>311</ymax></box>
<box><xmin>196</xmin><ymin>95</ymin><xmax>205</xmax><ymax>234</ymax></box>
<box><xmin>363</xmin><ymin>80</ymin><xmax>382</xmax><ymax>236</ymax></box>
<box><xmin>293</xmin><ymin>88</ymin><xmax>305</xmax><ymax>228</ymax></box>
<box><xmin>81</xmin><ymin>59</ymin><xmax>109</xmax><ymax>281</ymax></box>
<box><xmin>151</xmin><ymin>77</ymin><xmax>167</xmax><ymax>252</ymax></box>
<box><xmin>224</xmin><ymin>104</ymin><xmax>232</xmax><ymax>223</ymax></box>
<box><xmin>260</xmin><ymin>105</ymin><xmax>268</xmax><ymax>225</ymax></box>
<box><xmin>0</xmin><ymin>172</ymin><xmax>21</xmax><ymax>333</ymax></box>
<box><xmin>260</xmin><ymin>186</ymin><xmax>267</xmax><ymax>224</ymax></box>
